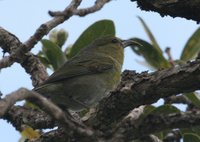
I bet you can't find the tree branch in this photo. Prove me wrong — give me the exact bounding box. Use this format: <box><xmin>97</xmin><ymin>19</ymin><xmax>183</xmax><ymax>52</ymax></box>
<box><xmin>88</xmin><ymin>60</ymin><xmax>200</xmax><ymax>131</ymax></box>
<box><xmin>0</xmin><ymin>56</ymin><xmax>13</xmax><ymax>68</ymax></box>
<box><xmin>2</xmin><ymin>1</ymin><xmax>200</xmax><ymax>141</ymax></box>
<box><xmin>2</xmin><ymin>106</ymin><xmax>56</xmax><ymax>131</ymax></box>
<box><xmin>0</xmin><ymin>27</ymin><xmax>48</xmax><ymax>86</ymax></box>
<box><xmin>24</xmin><ymin>0</ymin><xmax>81</xmax><ymax>49</ymax></box>
<box><xmin>116</xmin><ymin>110</ymin><xmax>200</xmax><ymax>141</ymax></box>
<box><xmin>0</xmin><ymin>88</ymin><xmax>97</xmax><ymax>141</ymax></box>
<box><xmin>29</xmin><ymin>129</ymin><xmax>70</xmax><ymax>142</ymax></box>
<box><xmin>135</xmin><ymin>0</ymin><xmax>200</xmax><ymax>23</ymax></box>
<box><xmin>110</xmin><ymin>106</ymin><xmax>145</xmax><ymax>142</ymax></box>
<box><xmin>25</xmin><ymin>0</ymin><xmax>110</xmax><ymax>50</ymax></box>
<box><xmin>2</xmin><ymin>59</ymin><xmax>200</xmax><ymax>141</ymax></box>
<box><xmin>73</xmin><ymin>0</ymin><xmax>111</xmax><ymax>16</ymax></box>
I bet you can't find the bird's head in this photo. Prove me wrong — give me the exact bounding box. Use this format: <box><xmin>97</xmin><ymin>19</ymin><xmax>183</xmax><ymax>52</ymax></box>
<box><xmin>86</xmin><ymin>35</ymin><xmax>140</xmax><ymax>65</ymax></box>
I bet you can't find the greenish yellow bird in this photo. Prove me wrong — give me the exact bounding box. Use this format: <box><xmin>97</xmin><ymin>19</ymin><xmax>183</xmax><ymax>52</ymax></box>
<box><xmin>34</xmin><ymin>36</ymin><xmax>135</xmax><ymax>111</ymax></box>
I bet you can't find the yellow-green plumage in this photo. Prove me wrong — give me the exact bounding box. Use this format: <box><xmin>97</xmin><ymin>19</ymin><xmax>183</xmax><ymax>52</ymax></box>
<box><xmin>34</xmin><ymin>36</ymin><xmax>132</xmax><ymax>111</ymax></box>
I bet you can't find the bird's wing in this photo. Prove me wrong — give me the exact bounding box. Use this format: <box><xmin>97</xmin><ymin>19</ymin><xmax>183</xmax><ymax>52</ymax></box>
<box><xmin>41</xmin><ymin>56</ymin><xmax>114</xmax><ymax>84</ymax></box>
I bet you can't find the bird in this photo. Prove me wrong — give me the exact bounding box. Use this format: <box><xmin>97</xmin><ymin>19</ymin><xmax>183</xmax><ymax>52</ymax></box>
<box><xmin>34</xmin><ymin>35</ymin><xmax>137</xmax><ymax>111</ymax></box>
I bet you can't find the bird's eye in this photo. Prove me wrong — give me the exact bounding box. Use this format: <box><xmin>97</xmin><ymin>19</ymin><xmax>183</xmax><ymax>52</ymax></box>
<box><xmin>111</xmin><ymin>39</ymin><xmax>119</xmax><ymax>43</ymax></box>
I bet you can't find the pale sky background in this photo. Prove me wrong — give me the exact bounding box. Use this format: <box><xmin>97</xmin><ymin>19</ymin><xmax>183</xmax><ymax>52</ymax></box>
<box><xmin>0</xmin><ymin>0</ymin><xmax>199</xmax><ymax>141</ymax></box>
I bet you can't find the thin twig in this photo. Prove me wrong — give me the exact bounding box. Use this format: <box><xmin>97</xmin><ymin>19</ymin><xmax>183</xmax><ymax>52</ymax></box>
<box><xmin>73</xmin><ymin>0</ymin><xmax>111</xmax><ymax>16</ymax></box>
<box><xmin>165</xmin><ymin>47</ymin><xmax>175</xmax><ymax>66</ymax></box>
<box><xmin>24</xmin><ymin>0</ymin><xmax>110</xmax><ymax>50</ymax></box>
<box><xmin>49</xmin><ymin>0</ymin><xmax>82</xmax><ymax>17</ymax></box>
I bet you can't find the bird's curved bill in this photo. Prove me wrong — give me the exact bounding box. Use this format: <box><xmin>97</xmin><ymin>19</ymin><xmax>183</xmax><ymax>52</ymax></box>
<box><xmin>122</xmin><ymin>40</ymin><xmax>142</xmax><ymax>48</ymax></box>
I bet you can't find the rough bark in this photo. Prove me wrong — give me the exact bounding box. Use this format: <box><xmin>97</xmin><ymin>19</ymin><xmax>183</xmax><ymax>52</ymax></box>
<box><xmin>136</xmin><ymin>0</ymin><xmax>200</xmax><ymax>23</ymax></box>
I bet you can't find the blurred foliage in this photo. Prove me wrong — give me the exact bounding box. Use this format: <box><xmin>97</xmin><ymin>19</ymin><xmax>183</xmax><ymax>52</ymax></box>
<box><xmin>130</xmin><ymin>38</ymin><xmax>170</xmax><ymax>69</ymax></box>
<box><xmin>130</xmin><ymin>16</ymin><xmax>171</xmax><ymax>69</ymax></box>
<box><xmin>67</xmin><ymin>20</ymin><xmax>115</xmax><ymax>59</ymax></box>
<box><xmin>36</xmin><ymin>18</ymin><xmax>200</xmax><ymax>142</ymax></box>
<box><xmin>181</xmin><ymin>28</ymin><xmax>200</xmax><ymax>61</ymax></box>
<box><xmin>129</xmin><ymin>17</ymin><xmax>200</xmax><ymax>142</ymax></box>
<box><xmin>137</xmin><ymin>16</ymin><xmax>162</xmax><ymax>54</ymax></box>
<box><xmin>38</xmin><ymin>19</ymin><xmax>115</xmax><ymax>71</ymax></box>
<box><xmin>40</xmin><ymin>39</ymin><xmax>67</xmax><ymax>70</ymax></box>
<box><xmin>139</xmin><ymin>105</ymin><xmax>180</xmax><ymax>125</ymax></box>
<box><xmin>49</xmin><ymin>29</ymin><xmax>68</xmax><ymax>47</ymax></box>
<box><xmin>19</xmin><ymin>125</ymin><xmax>40</xmax><ymax>142</ymax></box>
<box><xmin>185</xmin><ymin>92</ymin><xmax>200</xmax><ymax>108</ymax></box>
<box><xmin>183</xmin><ymin>133</ymin><xmax>200</xmax><ymax>142</ymax></box>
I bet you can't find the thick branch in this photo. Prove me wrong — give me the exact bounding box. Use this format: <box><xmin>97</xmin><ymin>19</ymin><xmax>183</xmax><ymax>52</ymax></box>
<box><xmin>0</xmin><ymin>88</ymin><xmax>96</xmax><ymax>141</ymax></box>
<box><xmin>2</xmin><ymin>59</ymin><xmax>200</xmax><ymax>141</ymax></box>
<box><xmin>30</xmin><ymin>129</ymin><xmax>70</xmax><ymax>142</ymax></box>
<box><xmin>136</xmin><ymin>0</ymin><xmax>200</xmax><ymax>23</ymax></box>
<box><xmin>88</xmin><ymin>60</ymin><xmax>200</xmax><ymax>131</ymax></box>
<box><xmin>30</xmin><ymin>128</ymin><xmax>102</xmax><ymax>142</ymax></box>
<box><xmin>3</xmin><ymin>106</ymin><xmax>55</xmax><ymax>131</ymax></box>
<box><xmin>114</xmin><ymin>110</ymin><xmax>200</xmax><ymax>141</ymax></box>
<box><xmin>110</xmin><ymin>106</ymin><xmax>145</xmax><ymax>142</ymax></box>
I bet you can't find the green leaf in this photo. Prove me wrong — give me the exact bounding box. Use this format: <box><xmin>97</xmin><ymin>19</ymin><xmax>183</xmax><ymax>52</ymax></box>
<box><xmin>138</xmin><ymin>16</ymin><xmax>162</xmax><ymax>54</ymax></box>
<box><xmin>174</xmin><ymin>59</ymin><xmax>186</xmax><ymax>65</ymax></box>
<box><xmin>138</xmin><ymin>105</ymin><xmax>180</xmax><ymax>139</ymax></box>
<box><xmin>181</xmin><ymin>127</ymin><xmax>200</xmax><ymax>137</ymax></box>
<box><xmin>184</xmin><ymin>133</ymin><xmax>200</xmax><ymax>142</ymax></box>
<box><xmin>143</xmin><ymin>105</ymin><xmax>156</xmax><ymax>114</ymax></box>
<box><xmin>37</xmin><ymin>51</ymin><xmax>52</xmax><ymax>69</ymax></box>
<box><xmin>67</xmin><ymin>19</ymin><xmax>115</xmax><ymax>58</ymax></box>
<box><xmin>185</xmin><ymin>92</ymin><xmax>200</xmax><ymax>108</ymax></box>
<box><xmin>149</xmin><ymin>104</ymin><xmax>180</xmax><ymax>115</ymax></box>
<box><xmin>139</xmin><ymin>105</ymin><xmax>156</xmax><ymax>120</ymax></box>
<box><xmin>139</xmin><ymin>105</ymin><xmax>180</xmax><ymax>123</ymax></box>
<box><xmin>181</xmin><ymin>28</ymin><xmax>200</xmax><ymax>61</ymax></box>
<box><xmin>65</xmin><ymin>44</ymin><xmax>73</xmax><ymax>59</ymax></box>
<box><xmin>130</xmin><ymin>38</ymin><xmax>170</xmax><ymax>69</ymax></box>
<box><xmin>41</xmin><ymin>39</ymin><xmax>67</xmax><ymax>70</ymax></box>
